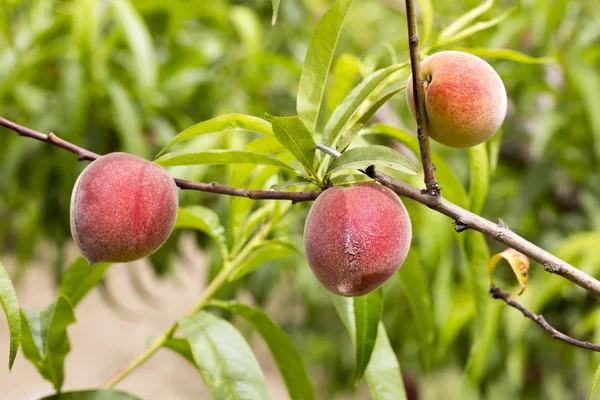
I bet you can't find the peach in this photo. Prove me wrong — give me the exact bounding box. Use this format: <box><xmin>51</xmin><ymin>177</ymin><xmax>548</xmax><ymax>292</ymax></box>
<box><xmin>303</xmin><ymin>182</ymin><xmax>412</xmax><ymax>297</ymax></box>
<box><xmin>406</xmin><ymin>51</ymin><xmax>507</xmax><ymax>148</ymax></box>
<box><xmin>70</xmin><ymin>152</ymin><xmax>178</xmax><ymax>264</ymax></box>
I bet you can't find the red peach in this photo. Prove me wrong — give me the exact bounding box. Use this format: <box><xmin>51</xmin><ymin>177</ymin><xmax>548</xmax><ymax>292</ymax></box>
<box><xmin>303</xmin><ymin>182</ymin><xmax>412</xmax><ymax>297</ymax></box>
<box><xmin>70</xmin><ymin>152</ymin><xmax>178</xmax><ymax>264</ymax></box>
<box><xmin>406</xmin><ymin>51</ymin><xmax>507</xmax><ymax>148</ymax></box>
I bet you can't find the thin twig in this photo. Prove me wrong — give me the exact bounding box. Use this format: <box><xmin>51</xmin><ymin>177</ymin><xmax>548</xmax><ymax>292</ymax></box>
<box><xmin>4</xmin><ymin>115</ymin><xmax>600</xmax><ymax>296</ymax></box>
<box><xmin>0</xmin><ymin>117</ymin><xmax>320</xmax><ymax>203</ymax></box>
<box><xmin>405</xmin><ymin>0</ymin><xmax>440</xmax><ymax>196</ymax></box>
<box><xmin>490</xmin><ymin>285</ymin><xmax>600</xmax><ymax>352</ymax></box>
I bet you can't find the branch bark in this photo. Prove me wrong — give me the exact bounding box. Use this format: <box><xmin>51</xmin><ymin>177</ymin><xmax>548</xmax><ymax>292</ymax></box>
<box><xmin>0</xmin><ymin>117</ymin><xmax>319</xmax><ymax>203</ymax></box>
<box><xmin>490</xmin><ymin>285</ymin><xmax>600</xmax><ymax>352</ymax></box>
<box><xmin>405</xmin><ymin>0</ymin><xmax>440</xmax><ymax>196</ymax></box>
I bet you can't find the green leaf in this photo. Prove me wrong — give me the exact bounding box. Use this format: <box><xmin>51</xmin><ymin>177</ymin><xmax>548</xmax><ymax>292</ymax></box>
<box><xmin>468</xmin><ymin>143</ymin><xmax>489</xmax><ymax>215</ymax></box>
<box><xmin>437</xmin><ymin>9</ymin><xmax>514</xmax><ymax>47</ymax></box>
<box><xmin>326</xmin><ymin>145</ymin><xmax>417</xmax><ymax>175</ymax></box>
<box><xmin>450</xmin><ymin>47</ymin><xmax>554</xmax><ymax>64</ymax></box>
<box><xmin>162</xmin><ymin>337</ymin><xmax>196</xmax><ymax>365</ymax></box>
<box><xmin>107</xmin><ymin>81</ymin><xmax>148</xmax><ymax>159</ymax></box>
<box><xmin>297</xmin><ymin>0</ymin><xmax>355</xmax><ymax>132</ymax></box>
<box><xmin>59</xmin><ymin>257</ymin><xmax>110</xmax><ymax>307</ymax></box>
<box><xmin>420</xmin><ymin>0</ymin><xmax>434</xmax><ymax>44</ymax></box>
<box><xmin>0</xmin><ymin>262</ymin><xmax>20</xmax><ymax>371</ymax></box>
<box><xmin>265</xmin><ymin>114</ymin><xmax>317</xmax><ymax>173</ymax></box>
<box><xmin>466</xmin><ymin>301</ymin><xmax>504</xmax><ymax>383</ymax></box>
<box><xmin>353</xmin><ymin>287</ymin><xmax>384</xmax><ymax>382</ymax></box>
<box><xmin>20</xmin><ymin>296</ymin><xmax>76</xmax><ymax>391</ymax></box>
<box><xmin>438</xmin><ymin>0</ymin><xmax>493</xmax><ymax>42</ymax></box>
<box><xmin>155</xmin><ymin>150</ymin><xmax>297</xmax><ymax>172</ymax></box>
<box><xmin>324</xmin><ymin>63</ymin><xmax>407</xmax><ymax>147</ymax></box>
<box><xmin>336</xmin><ymin>88</ymin><xmax>403</xmax><ymax>151</ymax></box>
<box><xmin>397</xmin><ymin>252</ymin><xmax>435</xmax><ymax>371</ymax></box>
<box><xmin>229</xmin><ymin>240</ymin><xmax>299</xmax><ymax>282</ymax></box>
<box><xmin>157</xmin><ymin>114</ymin><xmax>273</xmax><ymax>157</ymax></box>
<box><xmin>271</xmin><ymin>0</ymin><xmax>280</xmax><ymax>25</ymax></box>
<box><xmin>362</xmin><ymin>124</ymin><xmax>468</xmax><ymax>207</ymax></box>
<box><xmin>567</xmin><ymin>61</ymin><xmax>600</xmax><ymax>160</ymax></box>
<box><xmin>328</xmin><ymin>54</ymin><xmax>362</xmax><ymax>115</ymax></box>
<box><xmin>333</xmin><ymin>296</ymin><xmax>407</xmax><ymax>400</ymax></box>
<box><xmin>178</xmin><ymin>311</ymin><xmax>269</xmax><ymax>399</ymax></box>
<box><xmin>589</xmin><ymin>361</ymin><xmax>600</xmax><ymax>400</ymax></box>
<box><xmin>175</xmin><ymin>206</ymin><xmax>225</xmax><ymax>241</ymax></box>
<box><xmin>111</xmin><ymin>0</ymin><xmax>157</xmax><ymax>95</ymax></box>
<box><xmin>40</xmin><ymin>389</ymin><xmax>142</xmax><ymax>400</ymax></box>
<box><xmin>210</xmin><ymin>300</ymin><xmax>315</xmax><ymax>400</ymax></box>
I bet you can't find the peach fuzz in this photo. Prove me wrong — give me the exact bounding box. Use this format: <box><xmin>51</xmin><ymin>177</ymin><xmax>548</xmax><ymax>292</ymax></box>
<box><xmin>406</xmin><ymin>51</ymin><xmax>507</xmax><ymax>148</ymax></box>
<box><xmin>303</xmin><ymin>182</ymin><xmax>412</xmax><ymax>297</ymax></box>
<box><xmin>70</xmin><ymin>152</ymin><xmax>178</xmax><ymax>264</ymax></box>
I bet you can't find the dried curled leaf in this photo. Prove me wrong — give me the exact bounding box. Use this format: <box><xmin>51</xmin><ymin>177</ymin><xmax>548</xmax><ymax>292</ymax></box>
<box><xmin>487</xmin><ymin>249</ymin><xmax>530</xmax><ymax>295</ymax></box>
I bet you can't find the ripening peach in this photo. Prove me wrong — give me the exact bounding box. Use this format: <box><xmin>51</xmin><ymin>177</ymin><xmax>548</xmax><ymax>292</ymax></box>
<box><xmin>303</xmin><ymin>183</ymin><xmax>412</xmax><ymax>297</ymax></box>
<box><xmin>406</xmin><ymin>51</ymin><xmax>507</xmax><ymax>148</ymax></box>
<box><xmin>70</xmin><ymin>152</ymin><xmax>178</xmax><ymax>264</ymax></box>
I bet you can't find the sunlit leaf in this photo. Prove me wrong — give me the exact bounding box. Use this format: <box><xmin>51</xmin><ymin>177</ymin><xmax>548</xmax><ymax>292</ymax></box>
<box><xmin>468</xmin><ymin>143</ymin><xmax>489</xmax><ymax>214</ymax></box>
<box><xmin>568</xmin><ymin>61</ymin><xmax>600</xmax><ymax>159</ymax></box>
<box><xmin>0</xmin><ymin>262</ymin><xmax>20</xmax><ymax>371</ymax></box>
<box><xmin>327</xmin><ymin>53</ymin><xmax>362</xmax><ymax>115</ymax></box>
<box><xmin>157</xmin><ymin>114</ymin><xmax>273</xmax><ymax>157</ymax></box>
<box><xmin>155</xmin><ymin>150</ymin><xmax>298</xmax><ymax>172</ymax></box>
<box><xmin>589</xmin><ymin>361</ymin><xmax>600</xmax><ymax>400</ymax></box>
<box><xmin>451</xmin><ymin>47</ymin><xmax>554</xmax><ymax>64</ymax></box>
<box><xmin>107</xmin><ymin>81</ymin><xmax>148</xmax><ymax>159</ymax></box>
<box><xmin>438</xmin><ymin>0</ymin><xmax>494</xmax><ymax>42</ymax></box>
<box><xmin>437</xmin><ymin>9</ymin><xmax>514</xmax><ymax>47</ymax></box>
<box><xmin>420</xmin><ymin>0</ymin><xmax>434</xmax><ymax>44</ymax></box>
<box><xmin>178</xmin><ymin>311</ymin><xmax>269</xmax><ymax>399</ymax></box>
<box><xmin>175</xmin><ymin>206</ymin><xmax>225</xmax><ymax>241</ymax></box>
<box><xmin>229</xmin><ymin>240</ymin><xmax>299</xmax><ymax>282</ymax></box>
<box><xmin>353</xmin><ymin>287</ymin><xmax>383</xmax><ymax>382</ymax></box>
<box><xmin>265</xmin><ymin>114</ymin><xmax>317</xmax><ymax>173</ymax></box>
<box><xmin>326</xmin><ymin>145</ymin><xmax>417</xmax><ymax>175</ymax></box>
<box><xmin>210</xmin><ymin>300</ymin><xmax>315</xmax><ymax>400</ymax></box>
<box><xmin>297</xmin><ymin>0</ymin><xmax>355</xmax><ymax>132</ymax></box>
<box><xmin>488</xmin><ymin>249</ymin><xmax>530</xmax><ymax>294</ymax></box>
<box><xmin>324</xmin><ymin>63</ymin><xmax>408</xmax><ymax>147</ymax></box>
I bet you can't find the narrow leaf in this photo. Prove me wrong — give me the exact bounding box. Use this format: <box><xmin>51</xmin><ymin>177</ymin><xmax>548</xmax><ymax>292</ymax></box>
<box><xmin>333</xmin><ymin>296</ymin><xmax>407</xmax><ymax>400</ymax></box>
<box><xmin>297</xmin><ymin>0</ymin><xmax>355</xmax><ymax>132</ymax></box>
<box><xmin>488</xmin><ymin>249</ymin><xmax>530</xmax><ymax>295</ymax></box>
<box><xmin>468</xmin><ymin>143</ymin><xmax>489</xmax><ymax>214</ymax></box>
<box><xmin>163</xmin><ymin>337</ymin><xmax>196</xmax><ymax>365</ymax></box>
<box><xmin>107</xmin><ymin>81</ymin><xmax>148</xmax><ymax>159</ymax></box>
<box><xmin>210</xmin><ymin>300</ymin><xmax>315</xmax><ymax>400</ymax></box>
<box><xmin>326</xmin><ymin>145</ymin><xmax>417</xmax><ymax>175</ymax></box>
<box><xmin>328</xmin><ymin>54</ymin><xmax>362</xmax><ymax>114</ymax></box>
<box><xmin>438</xmin><ymin>9</ymin><xmax>513</xmax><ymax>47</ymax></box>
<box><xmin>397</xmin><ymin>252</ymin><xmax>435</xmax><ymax>371</ymax></box>
<box><xmin>450</xmin><ymin>47</ymin><xmax>554</xmax><ymax>64</ymax></box>
<box><xmin>157</xmin><ymin>114</ymin><xmax>273</xmax><ymax>157</ymax></box>
<box><xmin>589</xmin><ymin>361</ymin><xmax>600</xmax><ymax>400</ymax></box>
<box><xmin>420</xmin><ymin>0</ymin><xmax>434</xmax><ymax>44</ymax></box>
<box><xmin>0</xmin><ymin>262</ymin><xmax>20</xmax><ymax>371</ymax></box>
<box><xmin>155</xmin><ymin>150</ymin><xmax>297</xmax><ymax>172</ymax></box>
<box><xmin>229</xmin><ymin>240</ymin><xmax>299</xmax><ymax>282</ymax></box>
<box><xmin>59</xmin><ymin>257</ymin><xmax>110</xmax><ymax>307</ymax></box>
<box><xmin>178</xmin><ymin>311</ymin><xmax>269</xmax><ymax>399</ymax></box>
<box><xmin>438</xmin><ymin>0</ymin><xmax>493</xmax><ymax>41</ymax></box>
<box><xmin>353</xmin><ymin>287</ymin><xmax>384</xmax><ymax>382</ymax></box>
<box><xmin>265</xmin><ymin>114</ymin><xmax>317</xmax><ymax>173</ymax></box>
<box><xmin>40</xmin><ymin>389</ymin><xmax>142</xmax><ymax>400</ymax></box>
<box><xmin>324</xmin><ymin>63</ymin><xmax>407</xmax><ymax>147</ymax></box>
<box><xmin>271</xmin><ymin>0</ymin><xmax>280</xmax><ymax>25</ymax></box>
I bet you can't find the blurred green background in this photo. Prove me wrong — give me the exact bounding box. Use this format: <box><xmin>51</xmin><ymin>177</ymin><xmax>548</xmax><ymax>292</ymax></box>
<box><xmin>2</xmin><ymin>0</ymin><xmax>600</xmax><ymax>399</ymax></box>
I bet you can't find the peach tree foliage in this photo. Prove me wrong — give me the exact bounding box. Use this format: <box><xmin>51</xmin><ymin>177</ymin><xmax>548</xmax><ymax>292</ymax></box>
<box><xmin>1</xmin><ymin>0</ymin><xmax>599</xmax><ymax>399</ymax></box>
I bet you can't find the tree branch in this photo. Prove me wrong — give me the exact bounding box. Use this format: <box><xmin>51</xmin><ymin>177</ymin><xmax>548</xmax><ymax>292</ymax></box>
<box><xmin>405</xmin><ymin>0</ymin><xmax>440</xmax><ymax>196</ymax></box>
<box><xmin>3</xmin><ymin>115</ymin><xmax>600</xmax><ymax>297</ymax></box>
<box><xmin>490</xmin><ymin>285</ymin><xmax>600</xmax><ymax>352</ymax></box>
<box><xmin>0</xmin><ymin>116</ymin><xmax>320</xmax><ymax>203</ymax></box>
